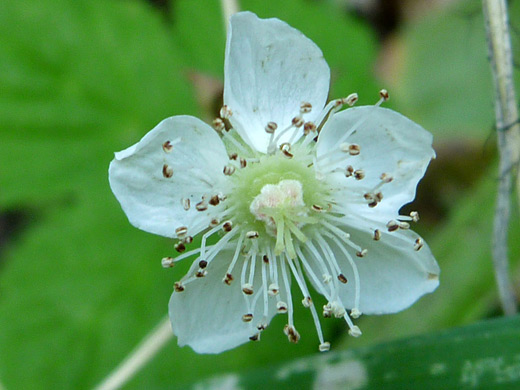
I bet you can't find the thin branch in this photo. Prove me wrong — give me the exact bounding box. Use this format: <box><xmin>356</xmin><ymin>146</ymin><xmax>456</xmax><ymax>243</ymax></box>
<box><xmin>482</xmin><ymin>0</ymin><xmax>520</xmax><ymax>315</ymax></box>
<box><xmin>93</xmin><ymin>317</ymin><xmax>173</xmax><ymax>390</ymax></box>
<box><xmin>220</xmin><ymin>0</ymin><xmax>240</xmax><ymax>33</ymax></box>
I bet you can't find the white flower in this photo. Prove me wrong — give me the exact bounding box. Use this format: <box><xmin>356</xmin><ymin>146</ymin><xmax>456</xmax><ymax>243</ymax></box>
<box><xmin>109</xmin><ymin>11</ymin><xmax>440</xmax><ymax>354</ymax></box>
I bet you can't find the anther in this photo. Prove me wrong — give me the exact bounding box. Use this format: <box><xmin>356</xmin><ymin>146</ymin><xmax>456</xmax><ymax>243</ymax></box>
<box><xmin>162</xmin><ymin>164</ymin><xmax>173</xmax><ymax>178</ymax></box>
<box><xmin>350</xmin><ymin>308</ymin><xmax>362</xmax><ymax>319</ymax></box>
<box><xmin>249</xmin><ymin>333</ymin><xmax>260</xmax><ymax>341</ymax></box>
<box><xmin>345</xmin><ymin>165</ymin><xmax>354</xmax><ymax>178</ymax></box>
<box><xmin>337</xmin><ymin>273</ymin><xmax>348</xmax><ymax>284</ymax></box>
<box><xmin>240</xmin><ymin>158</ymin><xmax>247</xmax><ymax>168</ymax></box>
<box><xmin>183</xmin><ymin>236</ymin><xmax>193</xmax><ymax>244</ymax></box>
<box><xmin>348</xmin><ymin>144</ymin><xmax>361</xmax><ymax>156</ymax></box>
<box><xmin>228</xmin><ymin>152</ymin><xmax>238</xmax><ymax>160</ymax></box>
<box><xmin>262</xmin><ymin>255</ymin><xmax>269</xmax><ymax>264</ymax></box>
<box><xmin>410</xmin><ymin>211</ymin><xmax>420</xmax><ymax>222</ymax></box>
<box><xmin>242</xmin><ymin>313</ymin><xmax>253</xmax><ymax>322</ymax></box>
<box><xmin>195</xmin><ymin>269</ymin><xmax>207</xmax><ymax>278</ymax></box>
<box><xmin>220</xmin><ymin>105</ymin><xmax>232</xmax><ymax>119</ymax></box>
<box><xmin>242</xmin><ymin>283</ymin><xmax>254</xmax><ymax>295</ymax></box>
<box><xmin>277</xmin><ymin>301</ymin><xmax>288</xmax><ymax>313</ymax></box>
<box><xmin>223</xmin><ymin>165</ymin><xmax>236</xmax><ymax>176</ymax></box>
<box><xmin>312</xmin><ymin>204</ymin><xmax>324</xmax><ymax>212</ymax></box>
<box><xmin>300</xmin><ymin>102</ymin><xmax>312</xmax><ymax>113</ymax></box>
<box><xmin>257</xmin><ymin>322</ymin><xmax>268</xmax><ymax>331</ymax></box>
<box><xmin>223</xmin><ymin>273</ymin><xmax>234</xmax><ymax>285</ymax></box>
<box><xmin>345</xmin><ymin>93</ymin><xmax>358</xmax><ymax>106</ymax></box>
<box><xmin>209</xmin><ymin>195</ymin><xmax>220</xmax><ymax>206</ymax></box>
<box><xmin>379</xmin><ymin>89</ymin><xmax>389</xmax><ymax>101</ymax></box>
<box><xmin>280</xmin><ymin>143</ymin><xmax>293</xmax><ymax>158</ymax></box>
<box><xmin>209</xmin><ymin>218</ymin><xmax>220</xmax><ymax>228</ymax></box>
<box><xmin>380</xmin><ymin>173</ymin><xmax>393</xmax><ymax>183</ymax></box>
<box><xmin>354</xmin><ymin>169</ymin><xmax>365</xmax><ymax>180</ymax></box>
<box><xmin>292</xmin><ymin>116</ymin><xmax>304</xmax><ymax>128</ymax></box>
<box><xmin>348</xmin><ymin>325</ymin><xmax>362</xmax><ymax>337</ymax></box>
<box><xmin>222</xmin><ymin>221</ymin><xmax>233</xmax><ymax>232</ymax></box>
<box><xmin>386</xmin><ymin>220</ymin><xmax>399</xmax><ymax>232</ymax></box>
<box><xmin>174</xmin><ymin>282</ymin><xmax>185</xmax><ymax>292</ymax></box>
<box><xmin>323</xmin><ymin>303</ymin><xmax>332</xmax><ymax>318</ymax></box>
<box><xmin>373</xmin><ymin>229</ymin><xmax>381</xmax><ymax>241</ymax></box>
<box><xmin>284</xmin><ymin>325</ymin><xmax>300</xmax><ymax>343</ymax></box>
<box><xmin>265</xmin><ymin>122</ymin><xmax>278</xmax><ymax>134</ymax></box>
<box><xmin>195</xmin><ymin>201</ymin><xmax>208</xmax><ymax>212</ymax></box>
<box><xmin>356</xmin><ymin>249</ymin><xmax>368</xmax><ymax>257</ymax></box>
<box><xmin>162</xmin><ymin>140</ymin><xmax>173</xmax><ymax>153</ymax></box>
<box><xmin>175</xmin><ymin>226</ymin><xmax>188</xmax><ymax>238</ymax></box>
<box><xmin>161</xmin><ymin>257</ymin><xmax>174</xmax><ymax>268</ymax></box>
<box><xmin>375</xmin><ymin>192</ymin><xmax>383</xmax><ymax>202</ymax></box>
<box><xmin>399</xmin><ymin>222</ymin><xmax>410</xmax><ymax>230</ymax></box>
<box><xmin>182</xmin><ymin>198</ymin><xmax>190</xmax><ymax>211</ymax></box>
<box><xmin>319</xmin><ymin>342</ymin><xmax>331</xmax><ymax>352</ymax></box>
<box><xmin>199</xmin><ymin>260</ymin><xmax>208</xmax><ymax>269</ymax></box>
<box><xmin>174</xmin><ymin>242</ymin><xmax>186</xmax><ymax>253</ymax></box>
<box><xmin>218</xmin><ymin>193</ymin><xmax>227</xmax><ymax>202</ymax></box>
<box><xmin>303</xmin><ymin>122</ymin><xmax>317</xmax><ymax>135</ymax></box>
<box><xmin>414</xmin><ymin>238</ymin><xmax>424</xmax><ymax>251</ymax></box>
<box><xmin>246</xmin><ymin>231</ymin><xmax>259</xmax><ymax>239</ymax></box>
<box><xmin>268</xmin><ymin>283</ymin><xmax>279</xmax><ymax>296</ymax></box>
<box><xmin>302</xmin><ymin>297</ymin><xmax>312</xmax><ymax>308</ymax></box>
<box><xmin>212</xmin><ymin>118</ymin><xmax>226</xmax><ymax>132</ymax></box>
<box><xmin>322</xmin><ymin>274</ymin><xmax>332</xmax><ymax>284</ymax></box>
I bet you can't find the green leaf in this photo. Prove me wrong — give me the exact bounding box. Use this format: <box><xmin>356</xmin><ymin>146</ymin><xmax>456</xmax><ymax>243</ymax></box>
<box><xmin>387</xmin><ymin>0</ymin><xmax>520</xmax><ymax>139</ymax></box>
<box><xmin>187</xmin><ymin>315</ymin><xmax>520</xmax><ymax>390</ymax></box>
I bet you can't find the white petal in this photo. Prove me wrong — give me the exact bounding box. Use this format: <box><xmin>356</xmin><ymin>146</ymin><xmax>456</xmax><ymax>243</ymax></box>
<box><xmin>316</xmin><ymin>106</ymin><xmax>435</xmax><ymax>218</ymax></box>
<box><xmin>169</xmin><ymin>249</ymin><xmax>279</xmax><ymax>354</ymax></box>
<box><xmin>109</xmin><ymin>115</ymin><xmax>229</xmax><ymax>238</ymax></box>
<box><xmin>224</xmin><ymin>12</ymin><xmax>330</xmax><ymax>153</ymax></box>
<box><xmin>323</xmin><ymin>221</ymin><xmax>439</xmax><ymax>314</ymax></box>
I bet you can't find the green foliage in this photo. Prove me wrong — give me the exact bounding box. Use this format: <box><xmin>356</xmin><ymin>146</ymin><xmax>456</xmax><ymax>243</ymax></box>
<box><xmin>189</xmin><ymin>315</ymin><xmax>520</xmax><ymax>390</ymax></box>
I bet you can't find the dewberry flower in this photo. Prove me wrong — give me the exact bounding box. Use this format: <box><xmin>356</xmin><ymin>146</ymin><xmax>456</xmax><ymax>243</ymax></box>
<box><xmin>109</xmin><ymin>11</ymin><xmax>439</xmax><ymax>354</ymax></box>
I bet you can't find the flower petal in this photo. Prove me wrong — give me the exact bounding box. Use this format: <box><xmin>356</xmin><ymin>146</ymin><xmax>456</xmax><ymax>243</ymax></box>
<box><xmin>316</xmin><ymin>106</ymin><xmax>435</xmax><ymax>218</ymax></box>
<box><xmin>224</xmin><ymin>11</ymin><xmax>330</xmax><ymax>153</ymax></box>
<box><xmin>169</xmin><ymin>249</ymin><xmax>279</xmax><ymax>354</ymax></box>
<box><xmin>322</xmin><ymin>220</ymin><xmax>439</xmax><ymax>314</ymax></box>
<box><xmin>109</xmin><ymin>115</ymin><xmax>229</xmax><ymax>238</ymax></box>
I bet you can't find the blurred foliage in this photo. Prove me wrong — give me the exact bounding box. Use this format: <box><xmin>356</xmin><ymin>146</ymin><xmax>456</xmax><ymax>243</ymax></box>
<box><xmin>0</xmin><ymin>0</ymin><xmax>518</xmax><ymax>389</ymax></box>
<box><xmin>189</xmin><ymin>314</ymin><xmax>520</xmax><ymax>390</ymax></box>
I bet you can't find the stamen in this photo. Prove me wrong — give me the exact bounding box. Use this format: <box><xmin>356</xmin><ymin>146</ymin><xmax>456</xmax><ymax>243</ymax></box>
<box><xmin>200</xmin><ymin>224</ymin><xmax>223</xmax><ymax>262</ymax></box>
<box><xmin>220</xmin><ymin>105</ymin><xmax>232</xmax><ymax>119</ymax></box>
<box><xmin>223</xmin><ymin>165</ymin><xmax>236</xmax><ymax>176</ymax></box>
<box><xmin>286</xmin><ymin>255</ymin><xmax>327</xmax><ymax>348</ymax></box>
<box><xmin>224</xmin><ymin>231</ymin><xmax>245</xmax><ymax>284</ymax></box>
<box><xmin>162</xmin><ymin>164</ymin><xmax>173</xmax><ymax>178</ymax></box>
<box><xmin>283</xmin><ymin>223</ymin><xmax>297</xmax><ymax>259</ymax></box>
<box><xmin>300</xmin><ymin>102</ymin><xmax>312</xmax><ymax>113</ymax></box>
<box><xmin>248</xmin><ymin>250</ymin><xmax>257</xmax><ymax>286</ymax></box>
<box><xmin>212</xmin><ymin>118</ymin><xmax>226</xmax><ymax>132</ymax></box>
<box><xmin>326</xmin><ymin>232</ymin><xmax>362</xmax><ymax>312</ymax></box>
<box><xmin>161</xmin><ymin>257</ymin><xmax>175</xmax><ymax>268</ymax></box>
<box><xmin>280</xmin><ymin>259</ymin><xmax>294</xmax><ymax>327</ymax></box>
<box><xmin>261</xmin><ymin>257</ymin><xmax>269</xmax><ymax>319</ymax></box>
<box><xmin>414</xmin><ymin>238</ymin><xmax>424</xmax><ymax>251</ymax></box>
<box><xmin>376</xmin><ymin>89</ymin><xmax>389</xmax><ymax>106</ymax></box>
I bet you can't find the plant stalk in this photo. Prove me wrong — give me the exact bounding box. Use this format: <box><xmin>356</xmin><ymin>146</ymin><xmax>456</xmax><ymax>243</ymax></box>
<box><xmin>482</xmin><ymin>0</ymin><xmax>520</xmax><ymax>315</ymax></box>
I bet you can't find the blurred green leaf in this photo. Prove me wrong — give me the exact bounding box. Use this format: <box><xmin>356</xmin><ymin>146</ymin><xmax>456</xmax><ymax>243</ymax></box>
<box><xmin>388</xmin><ymin>0</ymin><xmax>520</xmax><ymax>139</ymax></box>
<box><xmin>188</xmin><ymin>315</ymin><xmax>520</xmax><ymax>390</ymax></box>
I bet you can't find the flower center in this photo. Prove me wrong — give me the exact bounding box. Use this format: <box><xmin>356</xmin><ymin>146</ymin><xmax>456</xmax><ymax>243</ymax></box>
<box><xmin>228</xmin><ymin>145</ymin><xmax>330</xmax><ymax>258</ymax></box>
